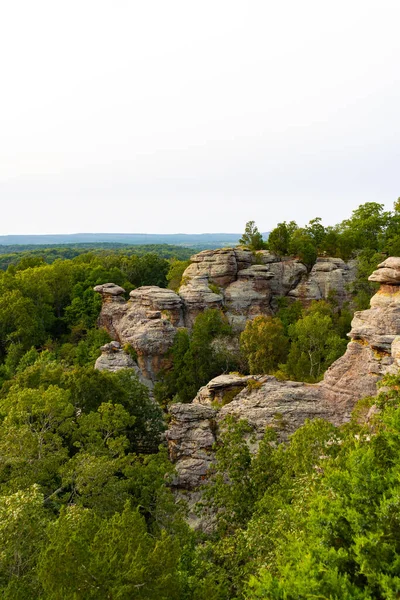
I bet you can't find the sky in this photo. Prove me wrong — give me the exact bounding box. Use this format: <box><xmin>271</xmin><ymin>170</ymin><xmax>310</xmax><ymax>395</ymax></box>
<box><xmin>0</xmin><ymin>0</ymin><xmax>399</xmax><ymax>235</ymax></box>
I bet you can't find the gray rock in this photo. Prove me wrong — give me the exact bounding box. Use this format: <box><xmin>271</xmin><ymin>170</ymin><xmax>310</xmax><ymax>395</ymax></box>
<box><xmin>179</xmin><ymin>276</ymin><xmax>224</xmax><ymax>327</ymax></box>
<box><xmin>95</xmin><ymin>345</ymin><xmax>136</xmax><ymax>372</ymax></box>
<box><xmin>349</xmin><ymin>288</ymin><xmax>400</xmax><ymax>351</ymax></box>
<box><xmin>94</xmin><ymin>341</ymin><xmax>154</xmax><ymax>389</ymax></box>
<box><xmin>93</xmin><ymin>283</ymin><xmax>126</xmax><ymax>303</ymax></box>
<box><xmin>183</xmin><ymin>248</ymin><xmax>240</xmax><ymax>287</ymax></box>
<box><xmin>95</xmin><ymin>284</ymin><xmax>181</xmax><ymax>381</ymax></box>
<box><xmin>166</xmin><ymin>403</ymin><xmax>217</xmax><ymax>489</ymax></box>
<box><xmin>129</xmin><ymin>286</ymin><xmax>184</xmax><ymax>326</ymax></box>
<box><xmin>94</xmin><ymin>251</ymin><xmax>358</xmax><ymax>382</ymax></box>
<box><xmin>193</xmin><ymin>373</ymin><xmax>266</xmax><ymax>406</ymax></box>
<box><xmin>224</xmin><ymin>267</ymin><xmax>274</xmax><ymax>330</ymax></box>
<box><xmin>368</xmin><ymin>258</ymin><xmax>400</xmax><ymax>284</ymax></box>
<box><xmin>289</xmin><ymin>257</ymin><xmax>356</xmax><ymax>306</ymax></box>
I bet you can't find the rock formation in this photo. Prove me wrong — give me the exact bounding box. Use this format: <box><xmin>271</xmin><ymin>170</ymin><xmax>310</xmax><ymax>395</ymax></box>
<box><xmin>289</xmin><ymin>257</ymin><xmax>357</xmax><ymax>306</ymax></box>
<box><xmin>166</xmin><ymin>258</ymin><xmax>400</xmax><ymax>493</ymax></box>
<box><xmin>94</xmin><ymin>341</ymin><xmax>154</xmax><ymax>389</ymax></box>
<box><xmin>95</xmin><ymin>341</ymin><xmax>137</xmax><ymax>372</ymax></box>
<box><xmin>94</xmin><ymin>283</ymin><xmax>183</xmax><ymax>381</ymax></box>
<box><xmin>94</xmin><ymin>248</ymin><xmax>355</xmax><ymax>379</ymax></box>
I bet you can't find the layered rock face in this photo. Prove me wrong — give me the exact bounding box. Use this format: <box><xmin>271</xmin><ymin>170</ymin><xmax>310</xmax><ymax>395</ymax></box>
<box><xmin>166</xmin><ymin>258</ymin><xmax>400</xmax><ymax>492</ymax></box>
<box><xmin>95</xmin><ymin>248</ymin><xmax>355</xmax><ymax>380</ymax></box>
<box><xmin>289</xmin><ymin>257</ymin><xmax>357</xmax><ymax>306</ymax></box>
<box><xmin>180</xmin><ymin>249</ymin><xmax>307</xmax><ymax>328</ymax></box>
<box><xmin>94</xmin><ymin>284</ymin><xmax>183</xmax><ymax>381</ymax></box>
<box><xmin>179</xmin><ymin>249</ymin><xmax>355</xmax><ymax>328</ymax></box>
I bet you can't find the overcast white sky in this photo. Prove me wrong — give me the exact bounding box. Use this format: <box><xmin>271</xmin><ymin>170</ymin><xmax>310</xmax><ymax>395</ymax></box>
<box><xmin>0</xmin><ymin>0</ymin><xmax>399</xmax><ymax>235</ymax></box>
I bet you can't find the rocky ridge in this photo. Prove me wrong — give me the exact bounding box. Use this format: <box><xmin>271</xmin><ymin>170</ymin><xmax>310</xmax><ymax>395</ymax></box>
<box><xmin>166</xmin><ymin>258</ymin><xmax>400</xmax><ymax>494</ymax></box>
<box><xmin>94</xmin><ymin>248</ymin><xmax>355</xmax><ymax>380</ymax></box>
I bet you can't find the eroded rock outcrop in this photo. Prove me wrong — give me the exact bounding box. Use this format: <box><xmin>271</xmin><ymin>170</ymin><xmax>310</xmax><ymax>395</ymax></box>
<box><xmin>179</xmin><ymin>276</ymin><xmax>224</xmax><ymax>327</ymax></box>
<box><xmin>95</xmin><ymin>341</ymin><xmax>137</xmax><ymax>372</ymax></box>
<box><xmin>94</xmin><ymin>248</ymin><xmax>356</xmax><ymax>380</ymax></box>
<box><xmin>166</xmin><ymin>258</ymin><xmax>400</xmax><ymax>493</ymax></box>
<box><xmin>289</xmin><ymin>257</ymin><xmax>357</xmax><ymax>306</ymax></box>
<box><xmin>181</xmin><ymin>249</ymin><xmax>353</xmax><ymax>328</ymax></box>
<box><xmin>94</xmin><ymin>284</ymin><xmax>182</xmax><ymax>381</ymax></box>
<box><xmin>94</xmin><ymin>341</ymin><xmax>154</xmax><ymax>389</ymax></box>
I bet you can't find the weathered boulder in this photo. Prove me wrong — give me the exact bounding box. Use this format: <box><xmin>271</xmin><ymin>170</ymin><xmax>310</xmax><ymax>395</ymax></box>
<box><xmin>167</xmin><ymin>403</ymin><xmax>217</xmax><ymax>490</ymax></box>
<box><xmin>94</xmin><ymin>284</ymin><xmax>181</xmax><ymax>381</ymax></box>
<box><xmin>123</xmin><ymin>318</ymin><xmax>177</xmax><ymax>380</ymax></box>
<box><xmin>93</xmin><ymin>283</ymin><xmax>126</xmax><ymax>302</ymax></box>
<box><xmin>193</xmin><ymin>373</ymin><xmax>266</xmax><ymax>406</ymax></box>
<box><xmin>182</xmin><ymin>248</ymin><xmax>241</xmax><ymax>287</ymax></box>
<box><xmin>255</xmin><ymin>250</ymin><xmax>281</xmax><ymax>264</ymax></box>
<box><xmin>368</xmin><ymin>257</ymin><xmax>400</xmax><ymax>284</ymax></box>
<box><xmin>391</xmin><ymin>335</ymin><xmax>400</xmax><ymax>367</ymax></box>
<box><xmin>95</xmin><ymin>341</ymin><xmax>136</xmax><ymax>372</ymax></box>
<box><xmin>224</xmin><ymin>266</ymin><xmax>274</xmax><ymax>330</ymax></box>
<box><xmin>289</xmin><ymin>257</ymin><xmax>357</xmax><ymax>306</ymax></box>
<box><xmin>94</xmin><ymin>249</ymin><xmax>358</xmax><ymax>382</ymax></box>
<box><xmin>348</xmin><ymin>260</ymin><xmax>400</xmax><ymax>351</ymax></box>
<box><xmin>263</xmin><ymin>259</ymin><xmax>308</xmax><ymax>299</ymax></box>
<box><xmin>179</xmin><ymin>276</ymin><xmax>224</xmax><ymax>327</ymax></box>
<box><xmin>179</xmin><ymin>249</ymin><xmax>311</xmax><ymax>328</ymax></box>
<box><xmin>94</xmin><ymin>341</ymin><xmax>154</xmax><ymax>389</ymax></box>
<box><xmin>234</xmin><ymin>247</ymin><xmax>257</xmax><ymax>270</ymax></box>
<box><xmin>129</xmin><ymin>286</ymin><xmax>184</xmax><ymax>326</ymax></box>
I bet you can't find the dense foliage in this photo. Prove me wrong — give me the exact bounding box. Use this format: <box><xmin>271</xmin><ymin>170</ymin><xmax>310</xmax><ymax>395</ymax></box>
<box><xmin>0</xmin><ymin>351</ymin><xmax>187</xmax><ymax>599</ymax></box>
<box><xmin>4</xmin><ymin>359</ymin><xmax>399</xmax><ymax>598</ymax></box>
<box><xmin>0</xmin><ymin>249</ymin><xmax>181</xmax><ymax>383</ymax></box>
<box><xmin>266</xmin><ymin>202</ymin><xmax>400</xmax><ymax>263</ymax></box>
<box><xmin>0</xmin><ymin>243</ymin><xmax>194</xmax><ymax>271</ymax></box>
<box><xmin>187</xmin><ymin>375</ymin><xmax>400</xmax><ymax>600</ymax></box>
<box><xmin>155</xmin><ymin>309</ymin><xmax>241</xmax><ymax>404</ymax></box>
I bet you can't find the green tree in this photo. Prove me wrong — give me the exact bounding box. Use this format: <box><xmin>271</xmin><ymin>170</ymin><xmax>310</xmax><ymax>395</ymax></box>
<box><xmin>38</xmin><ymin>503</ymin><xmax>183</xmax><ymax>600</ymax></box>
<box><xmin>275</xmin><ymin>297</ymin><xmax>303</xmax><ymax>335</ymax></box>
<box><xmin>157</xmin><ymin>309</ymin><xmax>236</xmax><ymax>404</ymax></box>
<box><xmin>167</xmin><ymin>259</ymin><xmax>191</xmax><ymax>291</ymax></box>
<box><xmin>267</xmin><ymin>221</ymin><xmax>298</xmax><ymax>256</ymax></box>
<box><xmin>337</xmin><ymin>201</ymin><xmax>391</xmax><ymax>257</ymax></box>
<box><xmin>305</xmin><ymin>217</ymin><xmax>326</xmax><ymax>249</ymax></box>
<box><xmin>0</xmin><ymin>386</ymin><xmax>74</xmax><ymax>495</ymax></box>
<box><xmin>286</xmin><ymin>312</ymin><xmax>347</xmax><ymax>382</ymax></box>
<box><xmin>0</xmin><ymin>485</ymin><xmax>50</xmax><ymax>599</ymax></box>
<box><xmin>246</xmin><ymin>381</ymin><xmax>400</xmax><ymax>599</ymax></box>
<box><xmin>239</xmin><ymin>221</ymin><xmax>266</xmax><ymax>250</ymax></box>
<box><xmin>0</xmin><ymin>290</ymin><xmax>48</xmax><ymax>360</ymax></box>
<box><xmin>240</xmin><ymin>316</ymin><xmax>289</xmax><ymax>374</ymax></box>
<box><xmin>288</xmin><ymin>228</ymin><xmax>317</xmax><ymax>269</ymax></box>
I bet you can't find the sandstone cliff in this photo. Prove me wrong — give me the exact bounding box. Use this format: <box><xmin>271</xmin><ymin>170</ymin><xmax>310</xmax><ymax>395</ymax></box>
<box><xmin>166</xmin><ymin>257</ymin><xmax>400</xmax><ymax>493</ymax></box>
<box><xmin>94</xmin><ymin>248</ymin><xmax>355</xmax><ymax>380</ymax></box>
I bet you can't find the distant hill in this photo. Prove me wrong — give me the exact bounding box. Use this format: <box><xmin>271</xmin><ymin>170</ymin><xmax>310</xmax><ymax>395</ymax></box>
<box><xmin>0</xmin><ymin>232</ymin><xmax>257</xmax><ymax>249</ymax></box>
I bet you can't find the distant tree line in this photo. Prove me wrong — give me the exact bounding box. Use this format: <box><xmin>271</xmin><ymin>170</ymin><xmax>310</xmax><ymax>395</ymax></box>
<box><xmin>0</xmin><ymin>243</ymin><xmax>193</xmax><ymax>271</ymax></box>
